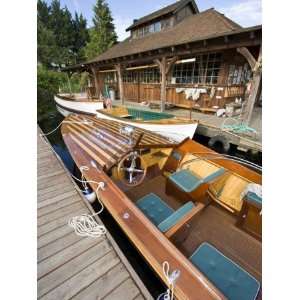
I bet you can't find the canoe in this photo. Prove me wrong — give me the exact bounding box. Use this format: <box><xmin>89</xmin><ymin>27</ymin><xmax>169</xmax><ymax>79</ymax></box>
<box><xmin>96</xmin><ymin>106</ymin><xmax>198</xmax><ymax>142</ymax></box>
<box><xmin>54</xmin><ymin>93</ymin><xmax>104</xmax><ymax>117</ymax></box>
<box><xmin>61</xmin><ymin>113</ymin><xmax>262</xmax><ymax>300</ymax></box>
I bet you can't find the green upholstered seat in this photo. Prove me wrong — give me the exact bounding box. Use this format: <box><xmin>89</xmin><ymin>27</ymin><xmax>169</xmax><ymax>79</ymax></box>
<box><xmin>136</xmin><ymin>193</ymin><xmax>195</xmax><ymax>232</ymax></box>
<box><xmin>190</xmin><ymin>243</ymin><xmax>260</xmax><ymax>300</ymax></box>
<box><xmin>246</xmin><ymin>191</ymin><xmax>262</xmax><ymax>209</ymax></box>
<box><xmin>158</xmin><ymin>201</ymin><xmax>195</xmax><ymax>232</ymax></box>
<box><xmin>136</xmin><ymin>193</ymin><xmax>173</xmax><ymax>226</ymax></box>
<box><xmin>169</xmin><ymin>168</ymin><xmax>225</xmax><ymax>193</ymax></box>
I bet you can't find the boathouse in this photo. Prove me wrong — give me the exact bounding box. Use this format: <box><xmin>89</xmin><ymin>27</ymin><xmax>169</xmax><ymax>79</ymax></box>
<box><xmin>66</xmin><ymin>0</ymin><xmax>262</xmax><ymax>123</ymax></box>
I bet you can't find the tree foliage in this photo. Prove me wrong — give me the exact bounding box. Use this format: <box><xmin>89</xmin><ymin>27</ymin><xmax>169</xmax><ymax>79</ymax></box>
<box><xmin>84</xmin><ymin>0</ymin><xmax>118</xmax><ymax>60</ymax></box>
<box><xmin>37</xmin><ymin>0</ymin><xmax>89</xmax><ymax>66</ymax></box>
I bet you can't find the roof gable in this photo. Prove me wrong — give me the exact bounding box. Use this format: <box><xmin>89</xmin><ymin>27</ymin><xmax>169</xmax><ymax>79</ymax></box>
<box><xmin>88</xmin><ymin>8</ymin><xmax>246</xmax><ymax>64</ymax></box>
<box><xmin>126</xmin><ymin>0</ymin><xmax>199</xmax><ymax>31</ymax></box>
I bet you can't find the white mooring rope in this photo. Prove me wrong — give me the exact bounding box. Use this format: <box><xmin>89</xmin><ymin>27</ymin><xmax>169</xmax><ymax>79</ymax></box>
<box><xmin>39</xmin><ymin>117</ymin><xmax>92</xmax><ymax>137</ymax></box>
<box><xmin>68</xmin><ymin>166</ymin><xmax>107</xmax><ymax>238</ymax></box>
<box><xmin>157</xmin><ymin>261</ymin><xmax>180</xmax><ymax>300</ymax></box>
<box><xmin>40</xmin><ymin>119</ymin><xmax>107</xmax><ymax>238</ymax></box>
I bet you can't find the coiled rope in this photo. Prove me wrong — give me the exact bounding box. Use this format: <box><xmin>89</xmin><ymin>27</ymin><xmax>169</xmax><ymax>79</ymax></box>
<box><xmin>40</xmin><ymin>120</ymin><xmax>106</xmax><ymax>238</ymax></box>
<box><xmin>68</xmin><ymin>166</ymin><xmax>107</xmax><ymax>238</ymax></box>
<box><xmin>157</xmin><ymin>261</ymin><xmax>180</xmax><ymax>300</ymax></box>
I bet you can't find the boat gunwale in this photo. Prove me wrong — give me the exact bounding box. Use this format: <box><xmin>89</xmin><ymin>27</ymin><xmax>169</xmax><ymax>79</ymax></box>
<box><xmin>56</xmin><ymin>93</ymin><xmax>104</xmax><ymax>103</ymax></box>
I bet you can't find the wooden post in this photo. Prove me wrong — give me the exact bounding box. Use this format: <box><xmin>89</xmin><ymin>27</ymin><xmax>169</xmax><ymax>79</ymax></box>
<box><xmin>154</xmin><ymin>56</ymin><xmax>178</xmax><ymax>112</ymax></box>
<box><xmin>237</xmin><ymin>47</ymin><xmax>262</xmax><ymax>125</ymax></box>
<box><xmin>115</xmin><ymin>63</ymin><xmax>125</xmax><ymax>104</ymax></box>
<box><xmin>91</xmin><ymin>67</ymin><xmax>100</xmax><ymax>98</ymax></box>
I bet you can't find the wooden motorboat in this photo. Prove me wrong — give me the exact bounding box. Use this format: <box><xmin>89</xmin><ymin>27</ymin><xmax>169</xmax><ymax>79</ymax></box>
<box><xmin>61</xmin><ymin>113</ymin><xmax>262</xmax><ymax>300</ymax></box>
<box><xmin>54</xmin><ymin>93</ymin><xmax>104</xmax><ymax>117</ymax></box>
<box><xmin>96</xmin><ymin>106</ymin><xmax>198</xmax><ymax>142</ymax></box>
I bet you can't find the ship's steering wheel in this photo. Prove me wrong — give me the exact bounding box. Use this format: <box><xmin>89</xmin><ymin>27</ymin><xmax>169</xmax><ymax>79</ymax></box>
<box><xmin>117</xmin><ymin>151</ymin><xmax>147</xmax><ymax>186</ymax></box>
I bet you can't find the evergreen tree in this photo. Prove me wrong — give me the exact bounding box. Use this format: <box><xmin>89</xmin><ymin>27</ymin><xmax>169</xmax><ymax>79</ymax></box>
<box><xmin>84</xmin><ymin>0</ymin><xmax>118</xmax><ymax>60</ymax></box>
<box><xmin>49</xmin><ymin>0</ymin><xmax>75</xmax><ymax>49</ymax></box>
<box><xmin>37</xmin><ymin>19</ymin><xmax>58</xmax><ymax>66</ymax></box>
<box><xmin>73</xmin><ymin>12</ymin><xmax>89</xmax><ymax>62</ymax></box>
<box><xmin>37</xmin><ymin>0</ymin><xmax>50</xmax><ymax>27</ymax></box>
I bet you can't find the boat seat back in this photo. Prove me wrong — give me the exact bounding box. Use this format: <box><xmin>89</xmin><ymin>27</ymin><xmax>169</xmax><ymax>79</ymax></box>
<box><xmin>180</xmin><ymin>154</ymin><xmax>220</xmax><ymax>178</ymax></box>
<box><xmin>190</xmin><ymin>242</ymin><xmax>260</xmax><ymax>300</ymax></box>
<box><xmin>209</xmin><ymin>174</ymin><xmax>249</xmax><ymax>213</ymax></box>
<box><xmin>136</xmin><ymin>193</ymin><xmax>195</xmax><ymax>232</ymax></box>
<box><xmin>105</xmin><ymin>106</ymin><xmax>130</xmax><ymax>118</ymax></box>
<box><xmin>169</xmin><ymin>168</ymin><xmax>225</xmax><ymax>193</ymax></box>
<box><xmin>158</xmin><ymin>201</ymin><xmax>195</xmax><ymax>232</ymax></box>
<box><xmin>246</xmin><ymin>191</ymin><xmax>262</xmax><ymax>209</ymax></box>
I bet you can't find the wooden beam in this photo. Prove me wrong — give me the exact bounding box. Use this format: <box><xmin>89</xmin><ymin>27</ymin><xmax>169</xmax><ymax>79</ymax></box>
<box><xmin>166</xmin><ymin>56</ymin><xmax>178</xmax><ymax>75</ymax></box>
<box><xmin>154</xmin><ymin>56</ymin><xmax>178</xmax><ymax>112</ymax></box>
<box><xmin>237</xmin><ymin>47</ymin><xmax>256</xmax><ymax>70</ymax></box>
<box><xmin>115</xmin><ymin>63</ymin><xmax>125</xmax><ymax>104</ymax></box>
<box><xmin>91</xmin><ymin>66</ymin><xmax>100</xmax><ymax>98</ymax></box>
<box><xmin>154</xmin><ymin>57</ymin><xmax>166</xmax><ymax>112</ymax></box>
<box><xmin>238</xmin><ymin>46</ymin><xmax>262</xmax><ymax>125</ymax></box>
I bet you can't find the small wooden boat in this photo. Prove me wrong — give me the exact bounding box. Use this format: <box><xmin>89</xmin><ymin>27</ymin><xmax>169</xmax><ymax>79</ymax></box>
<box><xmin>54</xmin><ymin>93</ymin><xmax>104</xmax><ymax>117</ymax></box>
<box><xmin>96</xmin><ymin>106</ymin><xmax>198</xmax><ymax>142</ymax></box>
<box><xmin>61</xmin><ymin>114</ymin><xmax>262</xmax><ymax>300</ymax></box>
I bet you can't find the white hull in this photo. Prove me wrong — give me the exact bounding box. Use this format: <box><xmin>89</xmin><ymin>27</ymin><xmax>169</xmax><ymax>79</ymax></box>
<box><xmin>54</xmin><ymin>94</ymin><xmax>104</xmax><ymax>116</ymax></box>
<box><xmin>96</xmin><ymin>111</ymin><xmax>197</xmax><ymax>142</ymax></box>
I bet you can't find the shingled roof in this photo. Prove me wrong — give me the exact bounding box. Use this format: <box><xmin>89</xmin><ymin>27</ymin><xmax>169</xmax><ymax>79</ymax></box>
<box><xmin>88</xmin><ymin>8</ymin><xmax>245</xmax><ymax>64</ymax></box>
<box><xmin>126</xmin><ymin>0</ymin><xmax>199</xmax><ymax>31</ymax></box>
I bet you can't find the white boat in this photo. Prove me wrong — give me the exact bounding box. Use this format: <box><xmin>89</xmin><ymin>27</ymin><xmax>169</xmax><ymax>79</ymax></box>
<box><xmin>96</xmin><ymin>106</ymin><xmax>198</xmax><ymax>142</ymax></box>
<box><xmin>55</xmin><ymin>94</ymin><xmax>197</xmax><ymax>142</ymax></box>
<box><xmin>54</xmin><ymin>93</ymin><xmax>104</xmax><ymax>117</ymax></box>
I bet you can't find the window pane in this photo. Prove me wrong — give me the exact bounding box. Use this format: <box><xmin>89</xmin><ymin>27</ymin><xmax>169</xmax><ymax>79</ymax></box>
<box><xmin>154</xmin><ymin>21</ymin><xmax>161</xmax><ymax>32</ymax></box>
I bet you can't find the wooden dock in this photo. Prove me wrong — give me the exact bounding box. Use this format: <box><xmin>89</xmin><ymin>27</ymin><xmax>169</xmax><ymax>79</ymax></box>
<box><xmin>37</xmin><ymin>127</ymin><xmax>152</xmax><ymax>300</ymax></box>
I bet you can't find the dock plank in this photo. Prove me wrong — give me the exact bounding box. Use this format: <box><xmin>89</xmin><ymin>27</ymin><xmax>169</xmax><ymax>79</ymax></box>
<box><xmin>37</xmin><ymin>127</ymin><xmax>151</xmax><ymax>300</ymax></box>
<box><xmin>102</xmin><ymin>278</ymin><xmax>141</xmax><ymax>300</ymax></box>
<box><xmin>38</xmin><ymin>240</ymin><xmax>112</xmax><ymax>298</ymax></box>
<box><xmin>71</xmin><ymin>263</ymin><xmax>130</xmax><ymax>300</ymax></box>
<box><xmin>37</xmin><ymin>196</ymin><xmax>82</xmax><ymax>217</ymax></box>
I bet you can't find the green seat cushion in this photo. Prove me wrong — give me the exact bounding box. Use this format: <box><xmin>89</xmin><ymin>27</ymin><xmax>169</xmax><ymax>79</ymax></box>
<box><xmin>158</xmin><ymin>201</ymin><xmax>195</xmax><ymax>232</ymax></box>
<box><xmin>190</xmin><ymin>243</ymin><xmax>260</xmax><ymax>300</ymax></box>
<box><xmin>169</xmin><ymin>168</ymin><xmax>226</xmax><ymax>193</ymax></box>
<box><xmin>169</xmin><ymin>169</ymin><xmax>202</xmax><ymax>192</ymax></box>
<box><xmin>246</xmin><ymin>192</ymin><xmax>262</xmax><ymax>209</ymax></box>
<box><xmin>136</xmin><ymin>193</ymin><xmax>174</xmax><ymax>226</ymax></box>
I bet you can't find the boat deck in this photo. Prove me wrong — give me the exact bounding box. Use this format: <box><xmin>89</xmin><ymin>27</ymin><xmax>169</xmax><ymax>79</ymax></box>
<box><xmin>37</xmin><ymin>127</ymin><xmax>152</xmax><ymax>300</ymax></box>
<box><xmin>126</xmin><ymin>175</ymin><xmax>262</xmax><ymax>282</ymax></box>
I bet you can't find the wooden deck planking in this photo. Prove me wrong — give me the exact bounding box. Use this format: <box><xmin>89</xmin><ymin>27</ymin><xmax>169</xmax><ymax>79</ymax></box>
<box><xmin>37</xmin><ymin>128</ymin><xmax>152</xmax><ymax>300</ymax></box>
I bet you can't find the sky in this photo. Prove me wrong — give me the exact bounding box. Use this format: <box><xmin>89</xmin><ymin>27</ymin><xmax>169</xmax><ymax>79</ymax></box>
<box><xmin>45</xmin><ymin>0</ymin><xmax>261</xmax><ymax>41</ymax></box>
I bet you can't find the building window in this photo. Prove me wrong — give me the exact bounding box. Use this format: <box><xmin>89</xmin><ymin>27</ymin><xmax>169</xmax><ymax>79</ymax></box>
<box><xmin>162</xmin><ymin>18</ymin><xmax>171</xmax><ymax>29</ymax></box>
<box><xmin>227</xmin><ymin>63</ymin><xmax>251</xmax><ymax>85</ymax></box>
<box><xmin>172</xmin><ymin>53</ymin><xmax>222</xmax><ymax>85</ymax></box>
<box><xmin>123</xmin><ymin>70</ymin><xmax>138</xmax><ymax>83</ymax></box>
<box><xmin>140</xmin><ymin>67</ymin><xmax>160</xmax><ymax>83</ymax></box>
<box><xmin>154</xmin><ymin>21</ymin><xmax>161</xmax><ymax>32</ymax></box>
<box><xmin>104</xmin><ymin>72</ymin><xmax>116</xmax><ymax>84</ymax></box>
